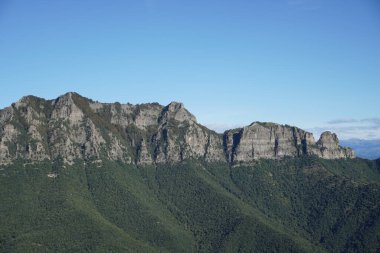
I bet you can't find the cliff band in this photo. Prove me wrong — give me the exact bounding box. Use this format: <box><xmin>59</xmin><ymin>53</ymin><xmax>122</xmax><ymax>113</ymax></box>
<box><xmin>0</xmin><ymin>92</ymin><xmax>354</xmax><ymax>165</ymax></box>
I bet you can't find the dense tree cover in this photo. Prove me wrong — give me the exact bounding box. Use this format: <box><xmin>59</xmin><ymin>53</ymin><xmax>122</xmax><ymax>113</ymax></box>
<box><xmin>0</xmin><ymin>157</ymin><xmax>379</xmax><ymax>252</ymax></box>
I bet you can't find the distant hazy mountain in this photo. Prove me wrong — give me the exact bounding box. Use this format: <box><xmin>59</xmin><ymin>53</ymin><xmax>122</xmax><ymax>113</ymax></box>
<box><xmin>340</xmin><ymin>139</ymin><xmax>380</xmax><ymax>160</ymax></box>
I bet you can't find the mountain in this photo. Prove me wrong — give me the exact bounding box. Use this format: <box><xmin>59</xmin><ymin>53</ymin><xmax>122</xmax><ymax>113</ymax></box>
<box><xmin>0</xmin><ymin>92</ymin><xmax>354</xmax><ymax>166</ymax></box>
<box><xmin>1</xmin><ymin>93</ymin><xmax>379</xmax><ymax>253</ymax></box>
<box><xmin>340</xmin><ymin>139</ymin><xmax>380</xmax><ymax>160</ymax></box>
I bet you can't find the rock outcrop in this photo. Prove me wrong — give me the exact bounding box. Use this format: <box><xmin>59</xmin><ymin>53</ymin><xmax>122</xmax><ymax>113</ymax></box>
<box><xmin>223</xmin><ymin>122</ymin><xmax>354</xmax><ymax>164</ymax></box>
<box><xmin>313</xmin><ymin>131</ymin><xmax>354</xmax><ymax>159</ymax></box>
<box><xmin>0</xmin><ymin>92</ymin><xmax>354</xmax><ymax>166</ymax></box>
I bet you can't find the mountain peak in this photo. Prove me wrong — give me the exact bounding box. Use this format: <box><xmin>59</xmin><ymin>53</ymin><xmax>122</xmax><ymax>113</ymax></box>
<box><xmin>314</xmin><ymin>131</ymin><xmax>354</xmax><ymax>159</ymax></box>
<box><xmin>167</xmin><ymin>101</ymin><xmax>184</xmax><ymax>109</ymax></box>
<box><xmin>318</xmin><ymin>131</ymin><xmax>338</xmax><ymax>145</ymax></box>
<box><xmin>161</xmin><ymin>101</ymin><xmax>197</xmax><ymax>123</ymax></box>
<box><xmin>53</xmin><ymin>91</ymin><xmax>88</xmax><ymax>104</ymax></box>
<box><xmin>59</xmin><ymin>91</ymin><xmax>81</xmax><ymax>98</ymax></box>
<box><xmin>14</xmin><ymin>95</ymin><xmax>46</xmax><ymax>109</ymax></box>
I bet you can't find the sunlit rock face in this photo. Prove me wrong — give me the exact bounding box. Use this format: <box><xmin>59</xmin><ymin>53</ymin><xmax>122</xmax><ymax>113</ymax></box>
<box><xmin>313</xmin><ymin>131</ymin><xmax>355</xmax><ymax>159</ymax></box>
<box><xmin>0</xmin><ymin>92</ymin><xmax>354</xmax><ymax>165</ymax></box>
<box><xmin>223</xmin><ymin>123</ymin><xmax>354</xmax><ymax>164</ymax></box>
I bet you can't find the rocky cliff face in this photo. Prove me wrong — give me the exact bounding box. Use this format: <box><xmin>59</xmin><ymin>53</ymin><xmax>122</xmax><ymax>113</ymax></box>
<box><xmin>0</xmin><ymin>92</ymin><xmax>354</xmax><ymax>165</ymax></box>
<box><xmin>223</xmin><ymin>123</ymin><xmax>354</xmax><ymax>164</ymax></box>
<box><xmin>313</xmin><ymin>131</ymin><xmax>354</xmax><ymax>159</ymax></box>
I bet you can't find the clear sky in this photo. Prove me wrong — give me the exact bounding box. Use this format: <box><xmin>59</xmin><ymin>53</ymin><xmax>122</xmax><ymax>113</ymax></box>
<box><xmin>0</xmin><ymin>0</ymin><xmax>379</xmax><ymax>139</ymax></box>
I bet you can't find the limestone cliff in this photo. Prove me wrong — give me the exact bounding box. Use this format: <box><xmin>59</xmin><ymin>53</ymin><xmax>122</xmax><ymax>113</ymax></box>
<box><xmin>0</xmin><ymin>92</ymin><xmax>354</xmax><ymax>166</ymax></box>
<box><xmin>223</xmin><ymin>122</ymin><xmax>354</xmax><ymax>164</ymax></box>
<box><xmin>313</xmin><ymin>131</ymin><xmax>354</xmax><ymax>159</ymax></box>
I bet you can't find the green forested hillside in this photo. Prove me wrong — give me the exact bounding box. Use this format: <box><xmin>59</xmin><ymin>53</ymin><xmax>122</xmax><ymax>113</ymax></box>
<box><xmin>0</xmin><ymin>157</ymin><xmax>379</xmax><ymax>252</ymax></box>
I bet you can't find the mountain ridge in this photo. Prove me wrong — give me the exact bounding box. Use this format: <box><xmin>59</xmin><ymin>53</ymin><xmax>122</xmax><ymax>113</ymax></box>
<box><xmin>0</xmin><ymin>92</ymin><xmax>354</xmax><ymax>166</ymax></box>
<box><xmin>1</xmin><ymin>92</ymin><xmax>380</xmax><ymax>253</ymax></box>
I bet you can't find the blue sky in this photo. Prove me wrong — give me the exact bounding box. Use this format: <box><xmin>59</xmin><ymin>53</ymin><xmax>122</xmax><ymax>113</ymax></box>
<box><xmin>0</xmin><ymin>0</ymin><xmax>379</xmax><ymax>139</ymax></box>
